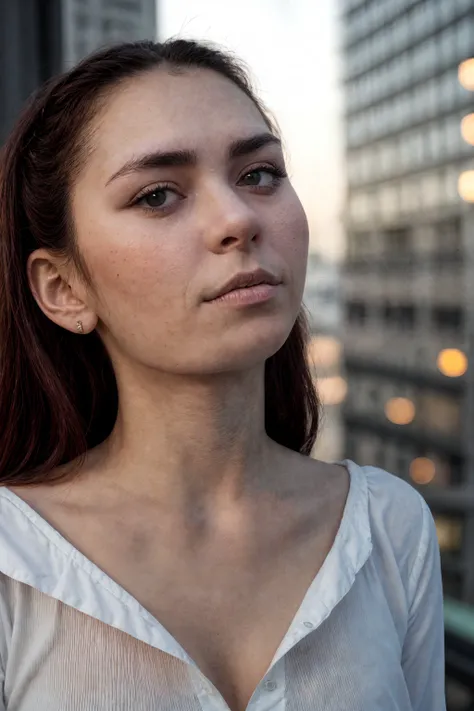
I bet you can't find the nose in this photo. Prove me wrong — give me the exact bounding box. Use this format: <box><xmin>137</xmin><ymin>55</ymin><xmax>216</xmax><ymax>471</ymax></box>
<box><xmin>199</xmin><ymin>183</ymin><xmax>261</xmax><ymax>254</ymax></box>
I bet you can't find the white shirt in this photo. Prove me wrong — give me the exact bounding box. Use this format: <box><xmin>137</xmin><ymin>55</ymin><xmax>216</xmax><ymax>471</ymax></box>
<box><xmin>0</xmin><ymin>460</ymin><xmax>446</xmax><ymax>710</ymax></box>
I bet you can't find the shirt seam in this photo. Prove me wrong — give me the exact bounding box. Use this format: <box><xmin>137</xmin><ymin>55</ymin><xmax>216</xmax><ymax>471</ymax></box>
<box><xmin>406</xmin><ymin>494</ymin><xmax>429</xmax><ymax>615</ymax></box>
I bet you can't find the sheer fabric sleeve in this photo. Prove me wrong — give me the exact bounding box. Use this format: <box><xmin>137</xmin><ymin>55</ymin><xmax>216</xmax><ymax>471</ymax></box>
<box><xmin>401</xmin><ymin>499</ymin><xmax>446</xmax><ymax>710</ymax></box>
<box><xmin>0</xmin><ymin>576</ymin><xmax>9</xmax><ymax>710</ymax></box>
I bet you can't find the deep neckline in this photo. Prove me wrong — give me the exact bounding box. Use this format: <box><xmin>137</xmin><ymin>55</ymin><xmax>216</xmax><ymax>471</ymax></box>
<box><xmin>0</xmin><ymin>459</ymin><xmax>372</xmax><ymax>673</ymax></box>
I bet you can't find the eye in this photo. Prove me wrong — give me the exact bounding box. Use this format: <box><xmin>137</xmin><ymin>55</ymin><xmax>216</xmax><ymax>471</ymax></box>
<box><xmin>133</xmin><ymin>186</ymin><xmax>182</xmax><ymax>212</ymax></box>
<box><xmin>239</xmin><ymin>165</ymin><xmax>287</xmax><ymax>190</ymax></box>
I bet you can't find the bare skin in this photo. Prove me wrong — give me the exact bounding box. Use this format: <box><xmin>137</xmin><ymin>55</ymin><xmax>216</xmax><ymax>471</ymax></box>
<box><xmin>20</xmin><ymin>66</ymin><xmax>350</xmax><ymax>711</ymax></box>
<box><xmin>12</xmin><ymin>452</ymin><xmax>348</xmax><ymax>711</ymax></box>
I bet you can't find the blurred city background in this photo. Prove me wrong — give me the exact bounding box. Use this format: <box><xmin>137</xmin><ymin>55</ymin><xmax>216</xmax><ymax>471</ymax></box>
<box><xmin>0</xmin><ymin>0</ymin><xmax>473</xmax><ymax>706</ymax></box>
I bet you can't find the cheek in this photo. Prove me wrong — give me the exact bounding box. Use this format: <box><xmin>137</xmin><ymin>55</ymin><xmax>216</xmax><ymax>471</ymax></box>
<box><xmin>272</xmin><ymin>193</ymin><xmax>309</xmax><ymax>279</ymax></box>
<box><xmin>79</xmin><ymin>226</ymin><xmax>188</xmax><ymax>320</ymax></box>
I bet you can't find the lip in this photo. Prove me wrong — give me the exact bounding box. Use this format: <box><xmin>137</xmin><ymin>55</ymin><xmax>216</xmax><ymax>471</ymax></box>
<box><xmin>204</xmin><ymin>268</ymin><xmax>282</xmax><ymax>303</ymax></box>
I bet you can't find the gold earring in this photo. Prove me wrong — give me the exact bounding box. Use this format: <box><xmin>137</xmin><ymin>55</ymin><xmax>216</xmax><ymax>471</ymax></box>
<box><xmin>76</xmin><ymin>320</ymin><xmax>84</xmax><ymax>334</ymax></box>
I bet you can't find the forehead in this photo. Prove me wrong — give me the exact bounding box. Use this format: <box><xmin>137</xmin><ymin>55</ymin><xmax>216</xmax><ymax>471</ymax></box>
<box><xmin>88</xmin><ymin>68</ymin><xmax>269</xmax><ymax>174</ymax></box>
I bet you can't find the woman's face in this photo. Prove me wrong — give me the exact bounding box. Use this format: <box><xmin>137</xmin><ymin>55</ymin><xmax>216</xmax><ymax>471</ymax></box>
<box><xmin>71</xmin><ymin>67</ymin><xmax>309</xmax><ymax>374</ymax></box>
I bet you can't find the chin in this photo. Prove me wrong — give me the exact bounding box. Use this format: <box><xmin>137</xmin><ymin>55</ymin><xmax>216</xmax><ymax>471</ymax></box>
<box><xmin>199</xmin><ymin>317</ymin><xmax>295</xmax><ymax>374</ymax></box>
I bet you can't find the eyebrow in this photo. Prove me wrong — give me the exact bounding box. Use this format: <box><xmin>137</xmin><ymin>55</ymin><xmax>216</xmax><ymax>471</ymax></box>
<box><xmin>106</xmin><ymin>132</ymin><xmax>282</xmax><ymax>185</ymax></box>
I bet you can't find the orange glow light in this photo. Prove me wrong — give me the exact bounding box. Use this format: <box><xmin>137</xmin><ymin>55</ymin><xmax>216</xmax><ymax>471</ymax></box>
<box><xmin>410</xmin><ymin>457</ymin><xmax>436</xmax><ymax>485</ymax></box>
<box><xmin>307</xmin><ymin>336</ymin><xmax>342</xmax><ymax>369</ymax></box>
<box><xmin>316</xmin><ymin>376</ymin><xmax>348</xmax><ymax>406</ymax></box>
<box><xmin>437</xmin><ymin>348</ymin><xmax>468</xmax><ymax>378</ymax></box>
<box><xmin>459</xmin><ymin>58</ymin><xmax>474</xmax><ymax>91</ymax></box>
<box><xmin>458</xmin><ymin>170</ymin><xmax>474</xmax><ymax>202</ymax></box>
<box><xmin>384</xmin><ymin>397</ymin><xmax>415</xmax><ymax>425</ymax></box>
<box><xmin>435</xmin><ymin>516</ymin><xmax>463</xmax><ymax>552</ymax></box>
<box><xmin>461</xmin><ymin>114</ymin><xmax>474</xmax><ymax>146</ymax></box>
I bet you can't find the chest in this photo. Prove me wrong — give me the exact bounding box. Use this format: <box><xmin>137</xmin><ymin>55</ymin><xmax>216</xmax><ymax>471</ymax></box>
<box><xmin>5</xmin><ymin>571</ymin><xmax>409</xmax><ymax>711</ymax></box>
<box><xmin>47</xmin><ymin>502</ymin><xmax>340</xmax><ymax>711</ymax></box>
<box><xmin>9</xmin><ymin>478</ymin><xmax>347</xmax><ymax>711</ymax></box>
<box><xmin>91</xmin><ymin>525</ymin><xmax>335</xmax><ymax>711</ymax></box>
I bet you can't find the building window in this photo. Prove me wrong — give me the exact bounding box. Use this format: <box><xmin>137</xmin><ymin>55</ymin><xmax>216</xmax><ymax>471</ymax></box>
<box><xmin>444</xmin><ymin>166</ymin><xmax>462</xmax><ymax>205</ymax></box>
<box><xmin>435</xmin><ymin>218</ymin><xmax>462</xmax><ymax>253</ymax></box>
<box><xmin>382</xmin><ymin>303</ymin><xmax>415</xmax><ymax>329</ymax></box>
<box><xmin>420</xmin><ymin>172</ymin><xmax>442</xmax><ymax>208</ymax></box>
<box><xmin>346</xmin><ymin>300</ymin><xmax>368</xmax><ymax>325</ymax></box>
<box><xmin>378</xmin><ymin>185</ymin><xmax>399</xmax><ymax>219</ymax></box>
<box><xmin>360</xmin><ymin>150</ymin><xmax>374</xmax><ymax>181</ymax></box>
<box><xmin>448</xmin><ymin>454</ymin><xmax>464</xmax><ymax>486</ymax></box>
<box><xmin>349</xmin><ymin>192</ymin><xmax>373</xmax><ymax>222</ymax></box>
<box><xmin>386</xmin><ymin>226</ymin><xmax>411</xmax><ymax>253</ymax></box>
<box><xmin>398</xmin><ymin>305</ymin><xmax>415</xmax><ymax>329</ymax></box>
<box><xmin>349</xmin><ymin>232</ymin><xmax>365</xmax><ymax>259</ymax></box>
<box><xmin>442</xmin><ymin>571</ymin><xmax>464</xmax><ymax>601</ymax></box>
<box><xmin>426</xmin><ymin>122</ymin><xmax>445</xmax><ymax>162</ymax></box>
<box><xmin>383</xmin><ymin>303</ymin><xmax>394</xmax><ymax>324</ymax></box>
<box><xmin>445</xmin><ymin>115</ymin><xmax>463</xmax><ymax>155</ymax></box>
<box><xmin>434</xmin><ymin>515</ymin><xmax>464</xmax><ymax>554</ymax></box>
<box><xmin>400</xmin><ymin>179</ymin><xmax>420</xmax><ymax>213</ymax></box>
<box><xmin>432</xmin><ymin>306</ymin><xmax>464</xmax><ymax>332</ymax></box>
<box><xmin>457</xmin><ymin>17</ymin><xmax>474</xmax><ymax>57</ymax></box>
<box><xmin>418</xmin><ymin>393</ymin><xmax>461</xmax><ymax>437</ymax></box>
<box><xmin>440</xmin><ymin>70</ymin><xmax>457</xmax><ymax>110</ymax></box>
<box><xmin>400</xmin><ymin>130</ymin><xmax>425</xmax><ymax>169</ymax></box>
<box><xmin>426</xmin><ymin>78</ymin><xmax>439</xmax><ymax>116</ymax></box>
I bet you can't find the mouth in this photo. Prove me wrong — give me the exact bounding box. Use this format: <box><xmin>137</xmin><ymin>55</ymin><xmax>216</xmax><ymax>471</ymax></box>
<box><xmin>204</xmin><ymin>268</ymin><xmax>282</xmax><ymax>303</ymax></box>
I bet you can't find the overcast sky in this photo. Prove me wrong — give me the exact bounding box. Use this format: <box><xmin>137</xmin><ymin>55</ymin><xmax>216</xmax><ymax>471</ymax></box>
<box><xmin>157</xmin><ymin>0</ymin><xmax>345</xmax><ymax>261</ymax></box>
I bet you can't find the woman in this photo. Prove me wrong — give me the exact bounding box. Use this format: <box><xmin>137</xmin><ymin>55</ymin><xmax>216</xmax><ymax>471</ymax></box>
<box><xmin>0</xmin><ymin>40</ymin><xmax>445</xmax><ymax>710</ymax></box>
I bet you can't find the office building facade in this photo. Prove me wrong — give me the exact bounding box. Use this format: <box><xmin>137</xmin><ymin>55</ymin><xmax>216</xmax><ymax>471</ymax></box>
<box><xmin>0</xmin><ymin>1</ymin><xmax>63</xmax><ymax>141</ymax></box>
<box><xmin>0</xmin><ymin>0</ymin><xmax>157</xmax><ymax>143</ymax></box>
<box><xmin>340</xmin><ymin>0</ymin><xmax>474</xmax><ymax>603</ymax></box>
<box><xmin>60</xmin><ymin>0</ymin><xmax>156</xmax><ymax>68</ymax></box>
<box><xmin>304</xmin><ymin>253</ymin><xmax>345</xmax><ymax>463</ymax></box>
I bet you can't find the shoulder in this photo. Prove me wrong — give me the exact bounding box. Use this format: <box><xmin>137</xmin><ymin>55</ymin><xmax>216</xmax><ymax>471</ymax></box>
<box><xmin>358</xmin><ymin>462</ymin><xmax>430</xmax><ymax>527</ymax></box>
<box><xmin>349</xmin><ymin>461</ymin><xmax>439</xmax><ymax>591</ymax></box>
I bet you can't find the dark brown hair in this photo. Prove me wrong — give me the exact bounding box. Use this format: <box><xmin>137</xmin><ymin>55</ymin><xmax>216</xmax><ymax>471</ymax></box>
<box><xmin>0</xmin><ymin>39</ymin><xmax>319</xmax><ymax>486</ymax></box>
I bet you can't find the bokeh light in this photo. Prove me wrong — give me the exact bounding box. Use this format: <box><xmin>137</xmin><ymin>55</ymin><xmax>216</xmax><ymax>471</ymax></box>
<box><xmin>384</xmin><ymin>397</ymin><xmax>415</xmax><ymax>425</ymax></box>
<box><xmin>437</xmin><ymin>348</ymin><xmax>468</xmax><ymax>378</ymax></box>
<box><xmin>410</xmin><ymin>457</ymin><xmax>436</xmax><ymax>485</ymax></box>
<box><xmin>461</xmin><ymin>113</ymin><xmax>474</xmax><ymax>146</ymax></box>
<box><xmin>307</xmin><ymin>336</ymin><xmax>342</xmax><ymax>369</ymax></box>
<box><xmin>435</xmin><ymin>516</ymin><xmax>463</xmax><ymax>552</ymax></box>
<box><xmin>458</xmin><ymin>58</ymin><xmax>474</xmax><ymax>91</ymax></box>
<box><xmin>458</xmin><ymin>170</ymin><xmax>474</xmax><ymax>202</ymax></box>
<box><xmin>316</xmin><ymin>376</ymin><xmax>348</xmax><ymax>406</ymax></box>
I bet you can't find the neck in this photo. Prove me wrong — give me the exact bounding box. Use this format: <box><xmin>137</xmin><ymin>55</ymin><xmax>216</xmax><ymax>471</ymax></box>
<box><xmin>96</xmin><ymin>363</ymin><xmax>279</xmax><ymax>512</ymax></box>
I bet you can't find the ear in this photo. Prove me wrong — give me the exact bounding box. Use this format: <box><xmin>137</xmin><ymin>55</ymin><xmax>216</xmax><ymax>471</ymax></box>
<box><xmin>27</xmin><ymin>248</ymin><xmax>98</xmax><ymax>334</ymax></box>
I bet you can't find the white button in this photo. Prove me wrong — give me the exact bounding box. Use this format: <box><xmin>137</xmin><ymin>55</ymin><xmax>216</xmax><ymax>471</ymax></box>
<box><xmin>304</xmin><ymin>621</ymin><xmax>314</xmax><ymax>628</ymax></box>
<box><xmin>202</xmin><ymin>683</ymin><xmax>214</xmax><ymax>695</ymax></box>
<box><xmin>264</xmin><ymin>680</ymin><xmax>277</xmax><ymax>691</ymax></box>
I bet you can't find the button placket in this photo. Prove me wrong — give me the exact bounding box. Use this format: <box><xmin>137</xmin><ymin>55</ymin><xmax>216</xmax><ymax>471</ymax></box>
<box><xmin>191</xmin><ymin>670</ymin><xmax>227</xmax><ymax>711</ymax></box>
<box><xmin>248</xmin><ymin>661</ymin><xmax>285</xmax><ymax>711</ymax></box>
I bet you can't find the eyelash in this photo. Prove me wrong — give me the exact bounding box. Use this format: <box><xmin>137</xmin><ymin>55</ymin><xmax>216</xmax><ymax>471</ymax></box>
<box><xmin>131</xmin><ymin>163</ymin><xmax>288</xmax><ymax>214</ymax></box>
<box><xmin>132</xmin><ymin>182</ymin><xmax>178</xmax><ymax>213</ymax></box>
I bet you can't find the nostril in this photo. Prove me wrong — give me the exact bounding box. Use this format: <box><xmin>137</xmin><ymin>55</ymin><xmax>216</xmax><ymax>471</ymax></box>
<box><xmin>222</xmin><ymin>236</ymin><xmax>236</xmax><ymax>247</ymax></box>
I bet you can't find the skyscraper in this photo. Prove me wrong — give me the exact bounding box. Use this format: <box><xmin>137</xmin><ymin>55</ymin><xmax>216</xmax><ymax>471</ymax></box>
<box><xmin>304</xmin><ymin>253</ymin><xmax>345</xmax><ymax>463</ymax></box>
<box><xmin>340</xmin><ymin>0</ymin><xmax>474</xmax><ymax>603</ymax></box>
<box><xmin>0</xmin><ymin>1</ymin><xmax>63</xmax><ymax>141</ymax></box>
<box><xmin>60</xmin><ymin>0</ymin><xmax>156</xmax><ymax>68</ymax></box>
<box><xmin>0</xmin><ymin>0</ymin><xmax>157</xmax><ymax>142</ymax></box>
